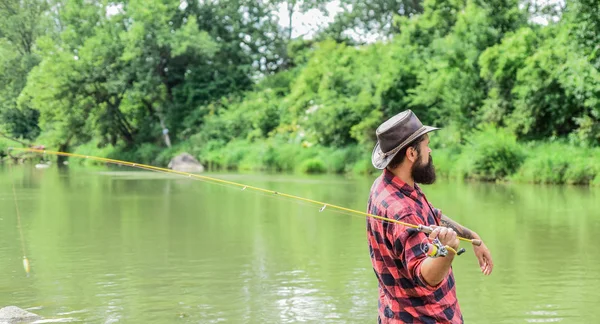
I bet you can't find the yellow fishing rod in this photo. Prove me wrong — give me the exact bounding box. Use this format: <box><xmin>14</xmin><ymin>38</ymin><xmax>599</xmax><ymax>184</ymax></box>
<box><xmin>8</xmin><ymin>147</ymin><xmax>482</xmax><ymax>249</ymax></box>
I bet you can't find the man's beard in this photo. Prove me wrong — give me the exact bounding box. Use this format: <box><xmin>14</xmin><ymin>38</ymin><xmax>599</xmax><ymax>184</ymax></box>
<box><xmin>411</xmin><ymin>154</ymin><xmax>436</xmax><ymax>185</ymax></box>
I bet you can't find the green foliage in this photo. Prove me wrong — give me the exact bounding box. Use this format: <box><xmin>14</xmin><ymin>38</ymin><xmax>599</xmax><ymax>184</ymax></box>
<box><xmin>429</xmin><ymin>126</ymin><xmax>464</xmax><ymax>180</ymax></box>
<box><xmin>321</xmin><ymin>145</ymin><xmax>366</xmax><ymax>174</ymax></box>
<box><xmin>71</xmin><ymin>140</ymin><xmax>120</xmax><ymax>167</ymax></box>
<box><xmin>287</xmin><ymin>40</ymin><xmax>384</xmax><ymax>147</ymax></box>
<box><xmin>320</xmin><ymin>0</ymin><xmax>425</xmax><ymax>41</ymax></box>
<box><xmin>192</xmin><ymin>137</ymin><xmax>367</xmax><ymax>175</ymax></box>
<box><xmin>455</xmin><ymin>125</ymin><xmax>525</xmax><ymax>181</ymax></box>
<box><xmin>7</xmin><ymin>0</ymin><xmax>299</xmax><ymax>152</ymax></box>
<box><xmin>0</xmin><ymin>138</ymin><xmax>16</xmax><ymax>159</ymax></box>
<box><xmin>431</xmin><ymin>147</ymin><xmax>461</xmax><ymax>179</ymax></box>
<box><xmin>195</xmin><ymin>139</ymin><xmax>293</xmax><ymax>172</ymax></box>
<box><xmin>479</xmin><ymin>27</ymin><xmax>539</xmax><ymax>126</ymax></box>
<box><xmin>192</xmin><ymin>89</ymin><xmax>286</xmax><ymax>144</ymax></box>
<box><xmin>593</xmin><ymin>174</ymin><xmax>600</xmax><ymax>187</ymax></box>
<box><xmin>567</xmin><ymin>0</ymin><xmax>600</xmax><ymax>68</ymax></box>
<box><xmin>0</xmin><ymin>0</ymin><xmax>49</xmax><ymax>141</ymax></box>
<box><xmin>154</xmin><ymin>142</ymin><xmax>195</xmax><ymax>167</ymax></box>
<box><xmin>0</xmin><ymin>0</ymin><xmax>598</xmax><ymax>187</ymax></box>
<box><xmin>512</xmin><ymin>142</ymin><xmax>600</xmax><ymax>185</ymax></box>
<box><xmin>409</xmin><ymin>0</ymin><xmax>526</xmax><ymax>130</ymax></box>
<box><xmin>72</xmin><ymin>140</ymin><xmax>192</xmax><ymax>168</ymax></box>
<box><xmin>299</xmin><ymin>158</ymin><xmax>327</xmax><ymax>174</ymax></box>
<box><xmin>508</xmin><ymin>29</ymin><xmax>600</xmax><ymax>142</ymax></box>
<box><xmin>351</xmin><ymin>157</ymin><xmax>378</xmax><ymax>176</ymax></box>
<box><xmin>1</xmin><ymin>107</ymin><xmax>40</xmax><ymax>140</ymax></box>
<box><xmin>564</xmin><ymin>157</ymin><xmax>597</xmax><ymax>185</ymax></box>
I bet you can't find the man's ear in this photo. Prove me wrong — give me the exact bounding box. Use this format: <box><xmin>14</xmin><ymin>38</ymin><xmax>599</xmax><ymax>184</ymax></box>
<box><xmin>407</xmin><ymin>147</ymin><xmax>418</xmax><ymax>163</ymax></box>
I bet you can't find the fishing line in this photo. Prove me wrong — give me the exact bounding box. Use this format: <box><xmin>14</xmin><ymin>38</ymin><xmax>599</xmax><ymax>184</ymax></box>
<box><xmin>7</xmin><ymin>147</ymin><xmax>481</xmax><ymax>246</ymax></box>
<box><xmin>8</xmin><ymin>164</ymin><xmax>31</xmax><ymax>276</ymax></box>
<box><xmin>248</xmin><ymin>188</ymin><xmax>362</xmax><ymax>221</ymax></box>
<box><xmin>149</xmin><ymin>167</ymin><xmax>358</xmax><ymax>222</ymax></box>
<box><xmin>143</xmin><ymin>167</ymin><xmax>371</xmax><ymax>223</ymax></box>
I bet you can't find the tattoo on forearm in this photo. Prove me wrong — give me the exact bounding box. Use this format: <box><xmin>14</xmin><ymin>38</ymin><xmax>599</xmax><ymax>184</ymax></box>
<box><xmin>441</xmin><ymin>216</ymin><xmax>475</xmax><ymax>239</ymax></box>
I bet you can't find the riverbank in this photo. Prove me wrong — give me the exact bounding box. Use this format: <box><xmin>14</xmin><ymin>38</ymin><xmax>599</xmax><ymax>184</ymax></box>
<box><xmin>58</xmin><ymin>126</ymin><xmax>599</xmax><ymax>187</ymax></box>
<box><xmin>3</xmin><ymin>125</ymin><xmax>597</xmax><ymax>186</ymax></box>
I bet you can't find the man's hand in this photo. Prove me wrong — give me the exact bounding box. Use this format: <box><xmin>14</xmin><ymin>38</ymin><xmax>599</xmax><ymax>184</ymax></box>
<box><xmin>420</xmin><ymin>226</ymin><xmax>459</xmax><ymax>286</ymax></box>
<box><xmin>439</xmin><ymin>214</ymin><xmax>494</xmax><ymax>275</ymax></box>
<box><xmin>429</xmin><ymin>226</ymin><xmax>460</xmax><ymax>250</ymax></box>
<box><xmin>473</xmin><ymin>239</ymin><xmax>493</xmax><ymax>275</ymax></box>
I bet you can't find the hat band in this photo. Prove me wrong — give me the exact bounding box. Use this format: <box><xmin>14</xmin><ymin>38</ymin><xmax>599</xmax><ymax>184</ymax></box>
<box><xmin>381</xmin><ymin>126</ymin><xmax>427</xmax><ymax>158</ymax></box>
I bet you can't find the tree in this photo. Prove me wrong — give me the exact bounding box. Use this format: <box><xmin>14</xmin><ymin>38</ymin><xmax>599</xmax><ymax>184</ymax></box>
<box><xmin>478</xmin><ymin>0</ymin><xmax>600</xmax><ymax>145</ymax></box>
<box><xmin>0</xmin><ymin>0</ymin><xmax>52</xmax><ymax>140</ymax></box>
<box><xmin>320</xmin><ymin>0</ymin><xmax>425</xmax><ymax>42</ymax></box>
<box><xmin>566</xmin><ymin>0</ymin><xmax>600</xmax><ymax>68</ymax></box>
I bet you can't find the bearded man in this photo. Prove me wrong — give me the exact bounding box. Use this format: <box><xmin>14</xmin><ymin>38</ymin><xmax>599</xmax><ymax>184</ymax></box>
<box><xmin>366</xmin><ymin>110</ymin><xmax>494</xmax><ymax>323</ymax></box>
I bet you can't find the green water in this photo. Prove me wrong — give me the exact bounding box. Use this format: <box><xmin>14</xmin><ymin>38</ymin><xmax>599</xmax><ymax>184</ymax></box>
<box><xmin>0</xmin><ymin>165</ymin><xmax>598</xmax><ymax>323</ymax></box>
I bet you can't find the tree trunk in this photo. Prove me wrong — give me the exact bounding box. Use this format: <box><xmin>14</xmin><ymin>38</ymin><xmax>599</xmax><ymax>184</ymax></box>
<box><xmin>142</xmin><ymin>98</ymin><xmax>171</xmax><ymax>148</ymax></box>
<box><xmin>287</xmin><ymin>0</ymin><xmax>296</xmax><ymax>41</ymax></box>
<box><xmin>57</xmin><ymin>143</ymin><xmax>69</xmax><ymax>167</ymax></box>
<box><xmin>159</xmin><ymin>116</ymin><xmax>171</xmax><ymax>148</ymax></box>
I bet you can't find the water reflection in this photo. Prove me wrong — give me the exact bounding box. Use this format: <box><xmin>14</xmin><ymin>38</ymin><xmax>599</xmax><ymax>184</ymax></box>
<box><xmin>0</xmin><ymin>167</ymin><xmax>598</xmax><ymax>323</ymax></box>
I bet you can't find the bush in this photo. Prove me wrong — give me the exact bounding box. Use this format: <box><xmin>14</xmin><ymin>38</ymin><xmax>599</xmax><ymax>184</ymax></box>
<box><xmin>195</xmin><ymin>139</ymin><xmax>309</xmax><ymax>172</ymax></box>
<box><xmin>63</xmin><ymin>125</ymin><xmax>598</xmax><ymax>187</ymax></box>
<box><xmin>512</xmin><ymin>152</ymin><xmax>569</xmax><ymax>184</ymax></box>
<box><xmin>190</xmin><ymin>137</ymin><xmax>371</xmax><ymax>174</ymax></box>
<box><xmin>432</xmin><ymin>147</ymin><xmax>461</xmax><ymax>179</ymax></box>
<box><xmin>512</xmin><ymin>142</ymin><xmax>600</xmax><ymax>185</ymax></box>
<box><xmin>593</xmin><ymin>174</ymin><xmax>600</xmax><ymax>187</ymax></box>
<box><xmin>133</xmin><ymin>143</ymin><xmax>163</xmax><ymax>165</ymax></box>
<box><xmin>456</xmin><ymin>125</ymin><xmax>525</xmax><ymax>181</ymax></box>
<box><xmin>72</xmin><ymin>140</ymin><xmax>119</xmax><ymax>166</ymax></box>
<box><xmin>316</xmin><ymin>145</ymin><xmax>365</xmax><ymax>174</ymax></box>
<box><xmin>74</xmin><ymin>141</ymin><xmax>170</xmax><ymax>167</ymax></box>
<box><xmin>428</xmin><ymin>126</ymin><xmax>467</xmax><ymax>179</ymax></box>
<box><xmin>299</xmin><ymin>158</ymin><xmax>326</xmax><ymax>174</ymax></box>
<box><xmin>564</xmin><ymin>157</ymin><xmax>597</xmax><ymax>185</ymax></box>
<box><xmin>351</xmin><ymin>157</ymin><xmax>377</xmax><ymax>175</ymax></box>
<box><xmin>0</xmin><ymin>138</ymin><xmax>15</xmax><ymax>160</ymax></box>
<box><xmin>154</xmin><ymin>142</ymin><xmax>194</xmax><ymax>167</ymax></box>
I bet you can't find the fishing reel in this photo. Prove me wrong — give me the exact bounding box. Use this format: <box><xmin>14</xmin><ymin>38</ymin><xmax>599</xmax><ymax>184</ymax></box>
<box><xmin>422</xmin><ymin>238</ymin><xmax>466</xmax><ymax>258</ymax></box>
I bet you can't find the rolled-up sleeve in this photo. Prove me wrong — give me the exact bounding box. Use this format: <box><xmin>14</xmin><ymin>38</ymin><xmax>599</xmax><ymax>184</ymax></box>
<box><xmin>432</xmin><ymin>207</ymin><xmax>443</xmax><ymax>222</ymax></box>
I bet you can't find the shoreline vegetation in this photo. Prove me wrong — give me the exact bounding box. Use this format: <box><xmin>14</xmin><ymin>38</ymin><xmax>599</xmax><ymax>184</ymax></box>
<box><xmin>1</xmin><ymin>1</ymin><xmax>598</xmax><ymax>187</ymax></box>
<box><xmin>5</xmin><ymin>127</ymin><xmax>600</xmax><ymax>186</ymax></box>
<box><xmin>2</xmin><ymin>126</ymin><xmax>598</xmax><ymax>186</ymax></box>
<box><xmin>29</xmin><ymin>125</ymin><xmax>600</xmax><ymax>187</ymax></box>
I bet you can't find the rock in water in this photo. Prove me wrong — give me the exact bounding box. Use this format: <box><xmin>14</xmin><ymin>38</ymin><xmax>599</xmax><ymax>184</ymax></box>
<box><xmin>168</xmin><ymin>152</ymin><xmax>205</xmax><ymax>173</ymax></box>
<box><xmin>0</xmin><ymin>306</ymin><xmax>42</xmax><ymax>323</ymax></box>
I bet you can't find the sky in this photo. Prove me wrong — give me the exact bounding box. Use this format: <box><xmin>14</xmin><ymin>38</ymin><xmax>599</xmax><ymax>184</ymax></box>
<box><xmin>275</xmin><ymin>0</ymin><xmax>344</xmax><ymax>39</ymax></box>
<box><xmin>106</xmin><ymin>1</ymin><xmax>343</xmax><ymax>39</ymax></box>
<box><xmin>106</xmin><ymin>0</ymin><xmax>567</xmax><ymax>42</ymax></box>
<box><xmin>275</xmin><ymin>0</ymin><xmax>567</xmax><ymax>38</ymax></box>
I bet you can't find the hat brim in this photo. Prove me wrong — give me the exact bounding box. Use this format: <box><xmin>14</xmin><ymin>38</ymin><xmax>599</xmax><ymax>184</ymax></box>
<box><xmin>371</xmin><ymin>126</ymin><xmax>440</xmax><ymax>170</ymax></box>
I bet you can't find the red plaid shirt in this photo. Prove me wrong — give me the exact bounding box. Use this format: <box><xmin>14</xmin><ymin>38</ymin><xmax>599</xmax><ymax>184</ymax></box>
<box><xmin>366</xmin><ymin>169</ymin><xmax>462</xmax><ymax>323</ymax></box>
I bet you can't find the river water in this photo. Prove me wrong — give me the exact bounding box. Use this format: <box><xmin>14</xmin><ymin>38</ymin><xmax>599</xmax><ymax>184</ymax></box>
<box><xmin>0</xmin><ymin>165</ymin><xmax>598</xmax><ymax>323</ymax></box>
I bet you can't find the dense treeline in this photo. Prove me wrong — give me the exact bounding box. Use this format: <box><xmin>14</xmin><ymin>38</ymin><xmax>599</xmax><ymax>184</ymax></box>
<box><xmin>1</xmin><ymin>0</ymin><xmax>599</xmax><ymax>185</ymax></box>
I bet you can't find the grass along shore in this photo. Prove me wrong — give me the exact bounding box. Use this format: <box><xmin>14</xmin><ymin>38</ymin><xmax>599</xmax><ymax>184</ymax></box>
<box><xmin>2</xmin><ymin>126</ymin><xmax>598</xmax><ymax>186</ymax></box>
<box><xmin>75</xmin><ymin>126</ymin><xmax>600</xmax><ymax>186</ymax></box>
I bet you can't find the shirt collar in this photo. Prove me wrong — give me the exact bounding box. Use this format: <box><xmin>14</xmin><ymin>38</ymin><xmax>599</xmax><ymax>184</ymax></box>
<box><xmin>383</xmin><ymin>168</ymin><xmax>422</xmax><ymax>201</ymax></box>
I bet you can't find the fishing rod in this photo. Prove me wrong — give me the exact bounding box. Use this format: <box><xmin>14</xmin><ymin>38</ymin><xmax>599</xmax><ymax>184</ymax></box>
<box><xmin>7</xmin><ymin>147</ymin><xmax>481</xmax><ymax>254</ymax></box>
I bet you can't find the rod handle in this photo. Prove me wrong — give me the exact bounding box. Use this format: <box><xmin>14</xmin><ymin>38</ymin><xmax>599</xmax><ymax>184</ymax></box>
<box><xmin>417</xmin><ymin>224</ymin><xmax>432</xmax><ymax>234</ymax></box>
<box><xmin>419</xmin><ymin>225</ymin><xmax>482</xmax><ymax>246</ymax></box>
